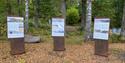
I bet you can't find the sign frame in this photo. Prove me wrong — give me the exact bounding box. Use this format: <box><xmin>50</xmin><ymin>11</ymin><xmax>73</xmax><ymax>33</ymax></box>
<box><xmin>93</xmin><ymin>18</ymin><xmax>110</xmax><ymax>57</ymax></box>
<box><xmin>93</xmin><ymin>18</ymin><xmax>110</xmax><ymax>40</ymax></box>
<box><xmin>52</xmin><ymin>18</ymin><xmax>65</xmax><ymax>37</ymax></box>
<box><xmin>7</xmin><ymin>17</ymin><xmax>24</xmax><ymax>38</ymax></box>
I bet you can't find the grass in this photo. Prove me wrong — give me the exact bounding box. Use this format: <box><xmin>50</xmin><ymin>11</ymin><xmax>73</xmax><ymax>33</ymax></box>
<box><xmin>109</xmin><ymin>34</ymin><xmax>125</xmax><ymax>43</ymax></box>
<box><xmin>0</xmin><ymin>36</ymin><xmax>7</xmax><ymax>41</ymax></box>
<box><xmin>17</xmin><ymin>58</ymin><xmax>26</xmax><ymax>63</ymax></box>
<box><xmin>65</xmin><ymin>36</ymin><xmax>83</xmax><ymax>45</ymax></box>
<box><xmin>27</xmin><ymin>22</ymin><xmax>84</xmax><ymax>45</ymax></box>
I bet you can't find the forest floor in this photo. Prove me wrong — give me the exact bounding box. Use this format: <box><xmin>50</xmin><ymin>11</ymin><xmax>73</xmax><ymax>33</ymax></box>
<box><xmin>0</xmin><ymin>41</ymin><xmax>125</xmax><ymax>63</ymax></box>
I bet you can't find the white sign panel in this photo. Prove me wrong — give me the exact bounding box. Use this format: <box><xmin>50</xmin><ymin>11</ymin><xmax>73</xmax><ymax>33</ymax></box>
<box><xmin>7</xmin><ymin>17</ymin><xmax>24</xmax><ymax>38</ymax></box>
<box><xmin>52</xmin><ymin>18</ymin><xmax>65</xmax><ymax>36</ymax></box>
<box><xmin>93</xmin><ymin>18</ymin><xmax>110</xmax><ymax>40</ymax></box>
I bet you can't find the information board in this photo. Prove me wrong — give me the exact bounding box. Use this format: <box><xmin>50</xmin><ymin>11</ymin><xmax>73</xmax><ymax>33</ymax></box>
<box><xmin>52</xmin><ymin>18</ymin><xmax>65</xmax><ymax>36</ymax></box>
<box><xmin>93</xmin><ymin>18</ymin><xmax>110</xmax><ymax>40</ymax></box>
<box><xmin>7</xmin><ymin>17</ymin><xmax>24</xmax><ymax>38</ymax></box>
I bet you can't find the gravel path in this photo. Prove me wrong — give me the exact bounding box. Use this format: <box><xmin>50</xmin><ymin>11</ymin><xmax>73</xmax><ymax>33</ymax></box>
<box><xmin>0</xmin><ymin>41</ymin><xmax>125</xmax><ymax>63</ymax></box>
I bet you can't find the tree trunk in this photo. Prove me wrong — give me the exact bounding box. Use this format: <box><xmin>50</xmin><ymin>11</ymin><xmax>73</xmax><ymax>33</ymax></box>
<box><xmin>25</xmin><ymin>0</ymin><xmax>29</xmax><ymax>33</ymax></box>
<box><xmin>84</xmin><ymin>0</ymin><xmax>92</xmax><ymax>41</ymax></box>
<box><xmin>17</xmin><ymin>0</ymin><xmax>21</xmax><ymax>16</ymax></box>
<box><xmin>121</xmin><ymin>0</ymin><xmax>125</xmax><ymax>40</ymax></box>
<box><xmin>34</xmin><ymin>0</ymin><xmax>40</xmax><ymax>28</ymax></box>
<box><xmin>81</xmin><ymin>0</ymin><xmax>86</xmax><ymax>31</ymax></box>
<box><xmin>7</xmin><ymin>0</ymin><xmax>12</xmax><ymax>15</ymax></box>
<box><xmin>60</xmin><ymin>0</ymin><xmax>66</xmax><ymax>19</ymax></box>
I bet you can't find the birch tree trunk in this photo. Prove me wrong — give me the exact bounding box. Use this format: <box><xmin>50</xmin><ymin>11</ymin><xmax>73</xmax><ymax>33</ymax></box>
<box><xmin>121</xmin><ymin>0</ymin><xmax>125</xmax><ymax>40</ymax></box>
<box><xmin>25</xmin><ymin>0</ymin><xmax>29</xmax><ymax>33</ymax></box>
<box><xmin>84</xmin><ymin>0</ymin><xmax>92</xmax><ymax>41</ymax></box>
<box><xmin>81</xmin><ymin>0</ymin><xmax>86</xmax><ymax>31</ymax></box>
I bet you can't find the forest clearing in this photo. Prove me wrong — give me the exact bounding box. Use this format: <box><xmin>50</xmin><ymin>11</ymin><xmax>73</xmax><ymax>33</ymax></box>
<box><xmin>1</xmin><ymin>0</ymin><xmax>125</xmax><ymax>63</ymax></box>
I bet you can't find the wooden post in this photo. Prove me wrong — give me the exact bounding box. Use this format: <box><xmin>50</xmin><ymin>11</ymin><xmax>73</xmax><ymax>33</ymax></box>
<box><xmin>94</xmin><ymin>40</ymin><xmax>108</xmax><ymax>57</ymax></box>
<box><xmin>10</xmin><ymin>38</ymin><xmax>25</xmax><ymax>55</ymax></box>
<box><xmin>53</xmin><ymin>37</ymin><xmax>65</xmax><ymax>51</ymax></box>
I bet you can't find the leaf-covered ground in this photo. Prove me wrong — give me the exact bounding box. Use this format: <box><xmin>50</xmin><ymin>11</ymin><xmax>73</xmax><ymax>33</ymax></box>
<box><xmin>0</xmin><ymin>41</ymin><xmax>125</xmax><ymax>63</ymax></box>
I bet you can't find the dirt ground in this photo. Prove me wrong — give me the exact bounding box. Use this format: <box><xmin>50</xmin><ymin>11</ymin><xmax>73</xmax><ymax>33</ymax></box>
<box><xmin>0</xmin><ymin>41</ymin><xmax>125</xmax><ymax>63</ymax></box>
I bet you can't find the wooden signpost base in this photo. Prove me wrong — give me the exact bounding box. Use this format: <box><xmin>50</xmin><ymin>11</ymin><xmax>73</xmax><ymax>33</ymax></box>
<box><xmin>94</xmin><ymin>40</ymin><xmax>108</xmax><ymax>57</ymax></box>
<box><xmin>10</xmin><ymin>38</ymin><xmax>25</xmax><ymax>55</ymax></box>
<box><xmin>53</xmin><ymin>37</ymin><xmax>65</xmax><ymax>51</ymax></box>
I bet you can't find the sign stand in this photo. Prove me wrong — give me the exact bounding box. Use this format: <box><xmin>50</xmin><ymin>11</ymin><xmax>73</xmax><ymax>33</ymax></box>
<box><xmin>7</xmin><ymin>17</ymin><xmax>25</xmax><ymax>55</ymax></box>
<box><xmin>52</xmin><ymin>17</ymin><xmax>65</xmax><ymax>51</ymax></box>
<box><xmin>53</xmin><ymin>37</ymin><xmax>65</xmax><ymax>51</ymax></box>
<box><xmin>94</xmin><ymin>40</ymin><xmax>108</xmax><ymax>57</ymax></box>
<box><xmin>93</xmin><ymin>18</ymin><xmax>110</xmax><ymax>57</ymax></box>
<box><xmin>10</xmin><ymin>38</ymin><xmax>25</xmax><ymax>55</ymax></box>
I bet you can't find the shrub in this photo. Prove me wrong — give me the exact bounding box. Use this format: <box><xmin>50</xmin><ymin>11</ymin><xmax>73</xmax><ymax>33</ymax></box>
<box><xmin>0</xmin><ymin>15</ymin><xmax>6</xmax><ymax>36</ymax></box>
<box><xmin>66</xmin><ymin>7</ymin><xmax>80</xmax><ymax>25</ymax></box>
<box><xmin>110</xmin><ymin>34</ymin><xmax>121</xmax><ymax>43</ymax></box>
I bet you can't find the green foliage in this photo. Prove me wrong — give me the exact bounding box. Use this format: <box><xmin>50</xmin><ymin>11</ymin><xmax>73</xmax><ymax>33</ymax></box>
<box><xmin>28</xmin><ymin>18</ymin><xmax>51</xmax><ymax>35</ymax></box>
<box><xmin>93</xmin><ymin>0</ymin><xmax>115</xmax><ymax>17</ymax></box>
<box><xmin>0</xmin><ymin>22</ymin><xmax>6</xmax><ymax>36</ymax></box>
<box><xmin>0</xmin><ymin>0</ymin><xmax>7</xmax><ymax>36</ymax></box>
<box><xmin>92</xmin><ymin>0</ymin><xmax>124</xmax><ymax>28</ymax></box>
<box><xmin>66</xmin><ymin>0</ymin><xmax>79</xmax><ymax>8</ymax></box>
<box><xmin>66</xmin><ymin>30</ymin><xmax>83</xmax><ymax>45</ymax></box>
<box><xmin>28</xmin><ymin>0</ymin><xmax>62</xmax><ymax>22</ymax></box>
<box><xmin>93</xmin><ymin>1</ymin><xmax>114</xmax><ymax>17</ymax></box>
<box><xmin>39</xmin><ymin>0</ymin><xmax>54</xmax><ymax>19</ymax></box>
<box><xmin>113</xmin><ymin>0</ymin><xmax>124</xmax><ymax>28</ymax></box>
<box><xmin>110</xmin><ymin>34</ymin><xmax>121</xmax><ymax>43</ymax></box>
<box><xmin>66</xmin><ymin>7</ymin><xmax>80</xmax><ymax>25</ymax></box>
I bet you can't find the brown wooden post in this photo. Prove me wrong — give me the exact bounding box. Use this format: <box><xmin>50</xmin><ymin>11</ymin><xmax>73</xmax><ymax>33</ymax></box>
<box><xmin>93</xmin><ymin>18</ymin><xmax>110</xmax><ymax>57</ymax></box>
<box><xmin>52</xmin><ymin>17</ymin><xmax>65</xmax><ymax>51</ymax></box>
<box><xmin>94</xmin><ymin>40</ymin><xmax>108</xmax><ymax>57</ymax></box>
<box><xmin>53</xmin><ymin>37</ymin><xmax>65</xmax><ymax>51</ymax></box>
<box><xmin>7</xmin><ymin>17</ymin><xmax>25</xmax><ymax>55</ymax></box>
<box><xmin>10</xmin><ymin>38</ymin><xmax>25</xmax><ymax>55</ymax></box>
